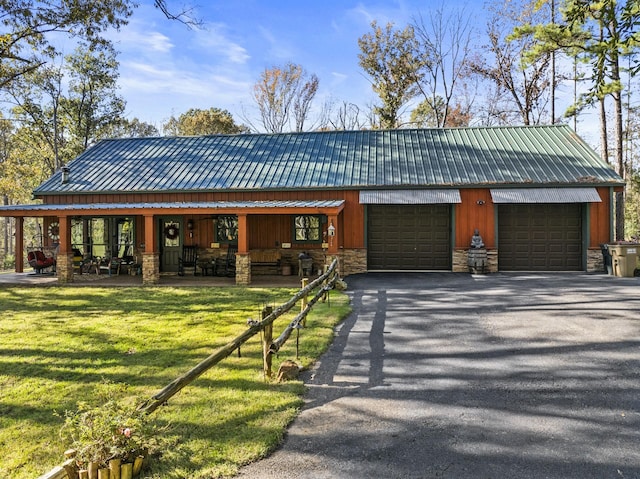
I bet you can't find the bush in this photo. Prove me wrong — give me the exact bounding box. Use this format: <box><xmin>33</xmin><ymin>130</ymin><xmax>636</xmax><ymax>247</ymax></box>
<box><xmin>59</xmin><ymin>383</ymin><xmax>164</xmax><ymax>469</ymax></box>
<box><xmin>2</xmin><ymin>254</ymin><xmax>14</xmax><ymax>270</ymax></box>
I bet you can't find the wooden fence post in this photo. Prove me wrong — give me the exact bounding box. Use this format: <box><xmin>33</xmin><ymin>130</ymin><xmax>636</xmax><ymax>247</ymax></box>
<box><xmin>300</xmin><ymin>278</ymin><xmax>308</xmax><ymax>326</ymax></box>
<box><xmin>262</xmin><ymin>306</ymin><xmax>273</xmax><ymax>380</ymax></box>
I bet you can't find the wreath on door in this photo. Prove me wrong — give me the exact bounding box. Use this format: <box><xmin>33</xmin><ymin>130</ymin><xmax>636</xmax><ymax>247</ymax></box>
<box><xmin>164</xmin><ymin>223</ymin><xmax>179</xmax><ymax>240</ymax></box>
<box><xmin>48</xmin><ymin>222</ymin><xmax>60</xmax><ymax>241</ymax></box>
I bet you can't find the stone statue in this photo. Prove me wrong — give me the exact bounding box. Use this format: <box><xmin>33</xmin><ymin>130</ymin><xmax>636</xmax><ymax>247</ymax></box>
<box><xmin>471</xmin><ymin>229</ymin><xmax>485</xmax><ymax>249</ymax></box>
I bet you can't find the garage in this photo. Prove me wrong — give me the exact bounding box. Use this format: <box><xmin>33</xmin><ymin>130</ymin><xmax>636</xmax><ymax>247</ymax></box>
<box><xmin>492</xmin><ymin>188</ymin><xmax>603</xmax><ymax>271</ymax></box>
<box><xmin>367</xmin><ymin>204</ymin><xmax>452</xmax><ymax>270</ymax></box>
<box><xmin>497</xmin><ymin>203</ymin><xmax>583</xmax><ymax>271</ymax></box>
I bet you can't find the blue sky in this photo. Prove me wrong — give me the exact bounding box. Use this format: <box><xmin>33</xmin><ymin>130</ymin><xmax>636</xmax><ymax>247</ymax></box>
<box><xmin>108</xmin><ymin>0</ymin><xmax>486</xmax><ymax>131</ymax></box>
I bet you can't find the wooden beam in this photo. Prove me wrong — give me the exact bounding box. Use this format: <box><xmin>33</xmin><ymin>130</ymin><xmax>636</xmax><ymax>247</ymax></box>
<box><xmin>144</xmin><ymin>215</ymin><xmax>155</xmax><ymax>253</ymax></box>
<box><xmin>15</xmin><ymin>216</ymin><xmax>24</xmax><ymax>273</ymax></box>
<box><xmin>58</xmin><ymin>216</ymin><xmax>70</xmax><ymax>255</ymax></box>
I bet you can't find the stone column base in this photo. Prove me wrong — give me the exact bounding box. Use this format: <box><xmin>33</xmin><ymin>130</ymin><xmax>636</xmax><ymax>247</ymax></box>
<box><xmin>142</xmin><ymin>253</ymin><xmax>160</xmax><ymax>285</ymax></box>
<box><xmin>57</xmin><ymin>253</ymin><xmax>74</xmax><ymax>283</ymax></box>
<box><xmin>236</xmin><ymin>253</ymin><xmax>251</xmax><ymax>285</ymax></box>
<box><xmin>453</xmin><ymin>249</ymin><xmax>498</xmax><ymax>273</ymax></box>
<box><xmin>587</xmin><ymin>248</ymin><xmax>605</xmax><ymax>273</ymax></box>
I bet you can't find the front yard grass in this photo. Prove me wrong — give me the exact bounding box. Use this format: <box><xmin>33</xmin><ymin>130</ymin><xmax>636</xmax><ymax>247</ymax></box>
<box><xmin>0</xmin><ymin>285</ymin><xmax>350</xmax><ymax>479</ymax></box>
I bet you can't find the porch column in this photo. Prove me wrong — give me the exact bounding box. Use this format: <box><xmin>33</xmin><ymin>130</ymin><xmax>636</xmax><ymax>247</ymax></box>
<box><xmin>57</xmin><ymin>215</ymin><xmax>74</xmax><ymax>283</ymax></box>
<box><xmin>236</xmin><ymin>214</ymin><xmax>251</xmax><ymax>285</ymax></box>
<box><xmin>15</xmin><ymin>216</ymin><xmax>24</xmax><ymax>273</ymax></box>
<box><xmin>142</xmin><ymin>214</ymin><xmax>159</xmax><ymax>285</ymax></box>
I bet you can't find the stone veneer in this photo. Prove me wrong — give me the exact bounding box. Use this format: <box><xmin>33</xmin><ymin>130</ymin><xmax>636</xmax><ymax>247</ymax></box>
<box><xmin>336</xmin><ymin>249</ymin><xmax>367</xmax><ymax>276</ymax></box>
<box><xmin>57</xmin><ymin>253</ymin><xmax>74</xmax><ymax>283</ymax></box>
<box><xmin>587</xmin><ymin>248</ymin><xmax>605</xmax><ymax>273</ymax></box>
<box><xmin>452</xmin><ymin>249</ymin><xmax>498</xmax><ymax>273</ymax></box>
<box><xmin>142</xmin><ymin>253</ymin><xmax>160</xmax><ymax>285</ymax></box>
<box><xmin>235</xmin><ymin>253</ymin><xmax>251</xmax><ymax>285</ymax></box>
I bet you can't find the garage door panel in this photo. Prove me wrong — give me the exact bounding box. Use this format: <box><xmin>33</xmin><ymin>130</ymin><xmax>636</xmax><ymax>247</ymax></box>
<box><xmin>368</xmin><ymin>205</ymin><xmax>451</xmax><ymax>270</ymax></box>
<box><xmin>499</xmin><ymin>204</ymin><xmax>582</xmax><ymax>271</ymax></box>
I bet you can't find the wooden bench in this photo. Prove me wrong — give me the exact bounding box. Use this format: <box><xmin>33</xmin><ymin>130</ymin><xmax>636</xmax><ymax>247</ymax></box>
<box><xmin>251</xmin><ymin>250</ymin><xmax>281</xmax><ymax>275</ymax></box>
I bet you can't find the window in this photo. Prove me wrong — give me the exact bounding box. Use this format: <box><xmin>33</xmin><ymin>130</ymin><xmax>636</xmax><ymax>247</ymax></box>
<box><xmin>116</xmin><ymin>218</ymin><xmax>135</xmax><ymax>258</ymax></box>
<box><xmin>70</xmin><ymin>217</ymin><xmax>135</xmax><ymax>257</ymax></box>
<box><xmin>294</xmin><ymin>215</ymin><xmax>322</xmax><ymax>243</ymax></box>
<box><xmin>216</xmin><ymin>216</ymin><xmax>238</xmax><ymax>243</ymax></box>
<box><xmin>163</xmin><ymin>221</ymin><xmax>180</xmax><ymax>248</ymax></box>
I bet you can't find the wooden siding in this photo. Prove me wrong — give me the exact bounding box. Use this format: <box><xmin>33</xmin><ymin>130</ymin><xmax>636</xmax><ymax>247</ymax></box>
<box><xmin>590</xmin><ymin>187</ymin><xmax>612</xmax><ymax>248</ymax></box>
<box><xmin>43</xmin><ymin>190</ymin><xmax>366</xmax><ymax>249</ymax></box>
<box><xmin>40</xmin><ymin>186</ymin><xmax>612</xmax><ymax>253</ymax></box>
<box><xmin>455</xmin><ymin>188</ymin><xmax>495</xmax><ymax>249</ymax></box>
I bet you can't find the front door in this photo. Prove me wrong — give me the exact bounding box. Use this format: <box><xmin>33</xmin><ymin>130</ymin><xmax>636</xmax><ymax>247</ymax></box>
<box><xmin>160</xmin><ymin>217</ymin><xmax>182</xmax><ymax>272</ymax></box>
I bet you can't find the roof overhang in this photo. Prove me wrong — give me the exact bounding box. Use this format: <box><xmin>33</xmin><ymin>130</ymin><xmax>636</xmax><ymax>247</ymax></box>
<box><xmin>359</xmin><ymin>189</ymin><xmax>462</xmax><ymax>204</ymax></box>
<box><xmin>0</xmin><ymin>200</ymin><xmax>346</xmax><ymax>218</ymax></box>
<box><xmin>490</xmin><ymin>187</ymin><xmax>602</xmax><ymax>203</ymax></box>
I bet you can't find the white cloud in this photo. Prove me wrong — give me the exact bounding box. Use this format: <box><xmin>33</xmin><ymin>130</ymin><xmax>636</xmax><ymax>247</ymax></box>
<box><xmin>193</xmin><ymin>25</ymin><xmax>250</xmax><ymax>64</ymax></box>
<box><xmin>330</xmin><ymin>71</ymin><xmax>349</xmax><ymax>86</ymax></box>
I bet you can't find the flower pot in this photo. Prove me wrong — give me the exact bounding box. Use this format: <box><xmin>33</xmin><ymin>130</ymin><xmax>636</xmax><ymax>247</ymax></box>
<box><xmin>88</xmin><ymin>462</ymin><xmax>99</xmax><ymax>479</ymax></box>
<box><xmin>120</xmin><ymin>462</ymin><xmax>133</xmax><ymax>479</ymax></box>
<box><xmin>79</xmin><ymin>470</ymin><xmax>89</xmax><ymax>479</ymax></box>
<box><xmin>109</xmin><ymin>458</ymin><xmax>121</xmax><ymax>479</ymax></box>
<box><xmin>132</xmin><ymin>455</ymin><xmax>144</xmax><ymax>476</ymax></box>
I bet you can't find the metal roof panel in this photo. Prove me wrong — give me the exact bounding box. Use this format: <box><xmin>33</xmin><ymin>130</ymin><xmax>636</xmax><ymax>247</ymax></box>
<box><xmin>359</xmin><ymin>189</ymin><xmax>462</xmax><ymax>204</ymax></box>
<box><xmin>34</xmin><ymin>126</ymin><xmax>623</xmax><ymax>195</ymax></box>
<box><xmin>490</xmin><ymin>187</ymin><xmax>602</xmax><ymax>203</ymax></box>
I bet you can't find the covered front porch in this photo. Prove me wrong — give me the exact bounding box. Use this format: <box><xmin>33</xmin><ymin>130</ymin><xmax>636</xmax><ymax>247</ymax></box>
<box><xmin>0</xmin><ymin>200</ymin><xmax>345</xmax><ymax>285</ymax></box>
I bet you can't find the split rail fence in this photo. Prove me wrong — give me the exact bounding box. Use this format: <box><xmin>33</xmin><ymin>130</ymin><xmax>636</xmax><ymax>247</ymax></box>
<box><xmin>37</xmin><ymin>259</ymin><xmax>340</xmax><ymax>479</ymax></box>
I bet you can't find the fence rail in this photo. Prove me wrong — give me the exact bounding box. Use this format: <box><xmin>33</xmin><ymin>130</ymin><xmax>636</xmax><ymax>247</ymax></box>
<box><xmin>138</xmin><ymin>258</ymin><xmax>339</xmax><ymax>414</ymax></box>
<box><xmin>36</xmin><ymin>259</ymin><xmax>340</xmax><ymax>478</ymax></box>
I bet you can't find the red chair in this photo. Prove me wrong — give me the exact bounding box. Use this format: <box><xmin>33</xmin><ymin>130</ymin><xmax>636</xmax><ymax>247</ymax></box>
<box><xmin>27</xmin><ymin>250</ymin><xmax>56</xmax><ymax>274</ymax></box>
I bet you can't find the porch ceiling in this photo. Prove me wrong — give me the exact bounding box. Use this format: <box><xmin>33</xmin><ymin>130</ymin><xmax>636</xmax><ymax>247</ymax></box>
<box><xmin>0</xmin><ymin>200</ymin><xmax>346</xmax><ymax>217</ymax></box>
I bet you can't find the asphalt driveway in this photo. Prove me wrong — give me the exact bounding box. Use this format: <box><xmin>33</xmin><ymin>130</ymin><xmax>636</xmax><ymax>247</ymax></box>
<box><xmin>238</xmin><ymin>272</ymin><xmax>640</xmax><ymax>479</ymax></box>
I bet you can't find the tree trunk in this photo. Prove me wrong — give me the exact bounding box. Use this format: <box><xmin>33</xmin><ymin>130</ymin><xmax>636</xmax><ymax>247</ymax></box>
<box><xmin>611</xmin><ymin>32</ymin><xmax>624</xmax><ymax>241</ymax></box>
<box><xmin>3</xmin><ymin>195</ymin><xmax>8</xmax><ymax>257</ymax></box>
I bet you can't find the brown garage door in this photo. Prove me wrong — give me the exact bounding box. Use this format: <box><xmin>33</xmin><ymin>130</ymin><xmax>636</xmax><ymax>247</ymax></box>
<box><xmin>368</xmin><ymin>205</ymin><xmax>451</xmax><ymax>270</ymax></box>
<box><xmin>498</xmin><ymin>204</ymin><xmax>583</xmax><ymax>271</ymax></box>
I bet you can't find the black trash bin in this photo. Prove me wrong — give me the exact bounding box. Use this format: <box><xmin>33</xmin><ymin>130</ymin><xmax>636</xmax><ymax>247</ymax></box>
<box><xmin>601</xmin><ymin>244</ymin><xmax>612</xmax><ymax>275</ymax></box>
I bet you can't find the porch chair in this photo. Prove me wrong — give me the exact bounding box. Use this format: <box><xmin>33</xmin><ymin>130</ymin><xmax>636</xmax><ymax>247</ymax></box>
<box><xmin>215</xmin><ymin>245</ymin><xmax>237</xmax><ymax>277</ymax></box>
<box><xmin>27</xmin><ymin>250</ymin><xmax>56</xmax><ymax>274</ymax></box>
<box><xmin>97</xmin><ymin>257</ymin><xmax>121</xmax><ymax>276</ymax></box>
<box><xmin>178</xmin><ymin>245</ymin><xmax>198</xmax><ymax>276</ymax></box>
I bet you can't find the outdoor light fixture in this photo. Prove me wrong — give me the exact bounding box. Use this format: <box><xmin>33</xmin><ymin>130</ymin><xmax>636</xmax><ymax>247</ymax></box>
<box><xmin>476</xmin><ymin>200</ymin><xmax>485</xmax><ymax>205</ymax></box>
<box><xmin>187</xmin><ymin>219</ymin><xmax>194</xmax><ymax>238</ymax></box>
<box><xmin>327</xmin><ymin>221</ymin><xmax>336</xmax><ymax>247</ymax></box>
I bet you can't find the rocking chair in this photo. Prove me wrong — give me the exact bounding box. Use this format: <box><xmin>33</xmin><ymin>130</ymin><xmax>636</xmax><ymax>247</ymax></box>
<box><xmin>178</xmin><ymin>245</ymin><xmax>198</xmax><ymax>276</ymax></box>
<box><xmin>215</xmin><ymin>245</ymin><xmax>237</xmax><ymax>277</ymax></box>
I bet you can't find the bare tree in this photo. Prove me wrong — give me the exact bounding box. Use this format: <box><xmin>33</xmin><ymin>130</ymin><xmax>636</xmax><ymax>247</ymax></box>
<box><xmin>412</xmin><ymin>5</ymin><xmax>476</xmax><ymax>127</ymax></box>
<box><xmin>469</xmin><ymin>0</ymin><xmax>551</xmax><ymax>125</ymax></box>
<box><xmin>252</xmin><ymin>63</ymin><xmax>319</xmax><ymax>133</ymax></box>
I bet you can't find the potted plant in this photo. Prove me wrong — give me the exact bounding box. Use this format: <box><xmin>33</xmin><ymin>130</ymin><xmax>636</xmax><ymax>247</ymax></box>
<box><xmin>59</xmin><ymin>386</ymin><xmax>163</xmax><ymax>479</ymax></box>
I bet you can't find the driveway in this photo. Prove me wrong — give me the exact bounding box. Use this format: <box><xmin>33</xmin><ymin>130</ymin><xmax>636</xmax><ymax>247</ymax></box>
<box><xmin>238</xmin><ymin>272</ymin><xmax>640</xmax><ymax>479</ymax></box>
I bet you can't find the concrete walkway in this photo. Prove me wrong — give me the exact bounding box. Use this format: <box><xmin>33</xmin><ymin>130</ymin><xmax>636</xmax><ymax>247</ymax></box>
<box><xmin>0</xmin><ymin>271</ymin><xmax>304</xmax><ymax>287</ymax></box>
<box><xmin>238</xmin><ymin>272</ymin><xmax>640</xmax><ymax>479</ymax></box>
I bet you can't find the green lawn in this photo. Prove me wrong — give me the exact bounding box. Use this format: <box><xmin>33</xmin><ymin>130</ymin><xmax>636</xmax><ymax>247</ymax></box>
<box><xmin>0</xmin><ymin>285</ymin><xmax>350</xmax><ymax>479</ymax></box>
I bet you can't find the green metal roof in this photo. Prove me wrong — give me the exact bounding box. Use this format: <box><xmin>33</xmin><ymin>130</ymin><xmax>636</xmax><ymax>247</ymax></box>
<box><xmin>34</xmin><ymin>125</ymin><xmax>623</xmax><ymax>196</ymax></box>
